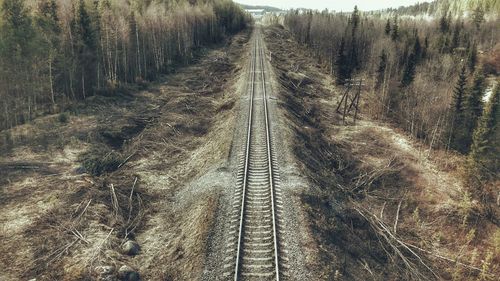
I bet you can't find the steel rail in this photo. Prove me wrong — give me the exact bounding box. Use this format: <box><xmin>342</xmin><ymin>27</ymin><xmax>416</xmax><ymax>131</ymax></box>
<box><xmin>257</xmin><ymin>31</ymin><xmax>280</xmax><ymax>281</ymax></box>
<box><xmin>233</xmin><ymin>28</ymin><xmax>280</xmax><ymax>281</ymax></box>
<box><xmin>233</xmin><ymin>29</ymin><xmax>257</xmax><ymax>281</ymax></box>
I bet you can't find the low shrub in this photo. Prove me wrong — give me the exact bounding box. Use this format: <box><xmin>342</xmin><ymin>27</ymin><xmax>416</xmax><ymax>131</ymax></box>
<box><xmin>78</xmin><ymin>146</ymin><xmax>124</xmax><ymax>176</ymax></box>
<box><xmin>0</xmin><ymin>131</ymin><xmax>14</xmax><ymax>153</ymax></box>
<box><xmin>58</xmin><ymin>112</ymin><xmax>69</xmax><ymax>123</ymax></box>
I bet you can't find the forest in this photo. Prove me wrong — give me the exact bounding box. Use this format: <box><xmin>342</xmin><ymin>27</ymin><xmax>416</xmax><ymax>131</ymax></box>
<box><xmin>282</xmin><ymin>0</ymin><xmax>498</xmax><ymax>211</ymax></box>
<box><xmin>0</xmin><ymin>0</ymin><xmax>249</xmax><ymax>130</ymax></box>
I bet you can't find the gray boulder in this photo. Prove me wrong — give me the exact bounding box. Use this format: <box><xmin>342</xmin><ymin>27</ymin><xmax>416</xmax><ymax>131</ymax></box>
<box><xmin>95</xmin><ymin>265</ymin><xmax>117</xmax><ymax>281</ymax></box>
<box><xmin>118</xmin><ymin>265</ymin><xmax>140</xmax><ymax>281</ymax></box>
<box><xmin>121</xmin><ymin>240</ymin><xmax>140</xmax><ymax>256</ymax></box>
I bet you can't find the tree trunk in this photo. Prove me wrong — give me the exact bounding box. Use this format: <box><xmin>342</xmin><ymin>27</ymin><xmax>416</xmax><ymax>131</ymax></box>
<box><xmin>82</xmin><ymin>72</ymin><xmax>86</xmax><ymax>99</ymax></box>
<box><xmin>49</xmin><ymin>55</ymin><xmax>55</xmax><ymax>106</ymax></box>
<box><xmin>136</xmin><ymin>22</ymin><xmax>141</xmax><ymax>78</ymax></box>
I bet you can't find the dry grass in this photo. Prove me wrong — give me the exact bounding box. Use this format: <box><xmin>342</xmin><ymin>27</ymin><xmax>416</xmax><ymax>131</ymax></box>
<box><xmin>264</xmin><ymin>25</ymin><xmax>499</xmax><ymax>280</ymax></box>
<box><xmin>0</xmin><ymin>28</ymin><xmax>251</xmax><ymax>280</ymax></box>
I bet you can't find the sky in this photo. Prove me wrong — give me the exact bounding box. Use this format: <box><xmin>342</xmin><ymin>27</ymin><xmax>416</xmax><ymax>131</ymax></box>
<box><xmin>237</xmin><ymin>0</ymin><xmax>430</xmax><ymax>12</ymax></box>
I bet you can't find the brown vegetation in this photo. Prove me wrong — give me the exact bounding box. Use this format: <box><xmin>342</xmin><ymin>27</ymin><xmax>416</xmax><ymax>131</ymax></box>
<box><xmin>282</xmin><ymin>3</ymin><xmax>499</xmax><ymax>155</ymax></box>
<box><xmin>0</xmin><ymin>27</ymin><xmax>251</xmax><ymax>280</ymax></box>
<box><xmin>281</xmin><ymin>2</ymin><xmax>499</xmax><ymax>237</ymax></box>
<box><xmin>264</xmin><ymin>24</ymin><xmax>499</xmax><ymax>280</ymax></box>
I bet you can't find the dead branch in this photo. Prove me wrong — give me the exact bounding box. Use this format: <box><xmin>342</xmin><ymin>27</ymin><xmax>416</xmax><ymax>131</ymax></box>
<box><xmin>118</xmin><ymin>152</ymin><xmax>136</xmax><ymax>168</ymax></box>
<box><xmin>404</xmin><ymin>243</ymin><xmax>496</xmax><ymax>277</ymax></box>
<box><xmin>394</xmin><ymin>196</ymin><xmax>404</xmax><ymax>234</ymax></box>
<box><xmin>47</xmin><ymin>238</ymin><xmax>79</xmax><ymax>265</ymax></box>
<box><xmin>69</xmin><ymin>228</ymin><xmax>89</xmax><ymax>244</ymax></box>
<box><xmin>0</xmin><ymin>162</ymin><xmax>49</xmax><ymax>170</ymax></box>
<box><xmin>351</xmin><ymin>157</ymin><xmax>400</xmax><ymax>193</ymax></box>
<box><xmin>72</xmin><ymin>200</ymin><xmax>85</xmax><ymax>217</ymax></box>
<box><xmin>109</xmin><ymin>184</ymin><xmax>120</xmax><ymax>219</ymax></box>
<box><xmin>88</xmin><ymin>228</ymin><xmax>114</xmax><ymax>268</ymax></box>
<box><xmin>352</xmin><ymin>202</ymin><xmax>439</xmax><ymax>280</ymax></box>
<box><xmin>380</xmin><ymin>201</ymin><xmax>387</xmax><ymax>219</ymax></box>
<box><xmin>290</xmin><ymin>80</ymin><xmax>299</xmax><ymax>89</ymax></box>
<box><xmin>75</xmin><ymin>199</ymin><xmax>92</xmax><ymax>222</ymax></box>
<box><xmin>359</xmin><ymin>259</ymin><xmax>374</xmax><ymax>276</ymax></box>
<box><xmin>126</xmin><ymin>177</ymin><xmax>138</xmax><ymax>225</ymax></box>
<box><xmin>124</xmin><ymin>194</ymin><xmax>144</xmax><ymax>241</ymax></box>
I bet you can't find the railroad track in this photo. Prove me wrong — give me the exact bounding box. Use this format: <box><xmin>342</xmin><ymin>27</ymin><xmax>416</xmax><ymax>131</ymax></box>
<box><xmin>223</xmin><ymin>28</ymin><xmax>286</xmax><ymax>280</ymax></box>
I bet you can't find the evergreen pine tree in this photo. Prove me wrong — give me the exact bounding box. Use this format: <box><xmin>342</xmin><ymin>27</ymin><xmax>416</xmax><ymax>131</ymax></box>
<box><xmin>91</xmin><ymin>0</ymin><xmax>102</xmax><ymax>37</ymax></box>
<box><xmin>469</xmin><ymin>83</ymin><xmax>500</xmax><ymax>179</ymax></box>
<box><xmin>35</xmin><ymin>0</ymin><xmax>61</xmax><ymax>105</ymax></box>
<box><xmin>0</xmin><ymin>0</ymin><xmax>38</xmax><ymax>123</ymax></box>
<box><xmin>467</xmin><ymin>42</ymin><xmax>478</xmax><ymax>72</ymax></box>
<box><xmin>385</xmin><ymin>19</ymin><xmax>391</xmax><ymax>35</ymax></box>
<box><xmin>450</xmin><ymin>65</ymin><xmax>468</xmax><ymax>152</ymax></box>
<box><xmin>463</xmin><ymin>69</ymin><xmax>486</xmax><ymax>150</ymax></box>
<box><xmin>391</xmin><ymin>15</ymin><xmax>399</xmax><ymax>41</ymax></box>
<box><xmin>413</xmin><ymin>35</ymin><xmax>422</xmax><ymax>62</ymax></box>
<box><xmin>472</xmin><ymin>5</ymin><xmax>485</xmax><ymax>30</ymax></box>
<box><xmin>451</xmin><ymin>21</ymin><xmax>461</xmax><ymax>50</ymax></box>
<box><xmin>1</xmin><ymin>0</ymin><xmax>36</xmax><ymax>60</ymax></box>
<box><xmin>75</xmin><ymin>0</ymin><xmax>96</xmax><ymax>51</ymax></box>
<box><xmin>453</xmin><ymin>66</ymin><xmax>468</xmax><ymax>114</ymax></box>
<box><xmin>350</xmin><ymin>6</ymin><xmax>360</xmax><ymax>35</ymax></box>
<box><xmin>466</xmin><ymin>70</ymin><xmax>486</xmax><ymax>123</ymax></box>
<box><xmin>348</xmin><ymin>37</ymin><xmax>359</xmax><ymax>74</ymax></box>
<box><xmin>401</xmin><ymin>53</ymin><xmax>416</xmax><ymax>87</ymax></box>
<box><xmin>399</xmin><ymin>43</ymin><xmax>409</xmax><ymax>69</ymax></box>
<box><xmin>37</xmin><ymin>0</ymin><xmax>60</xmax><ymax>34</ymax></box>
<box><xmin>440</xmin><ymin>35</ymin><xmax>451</xmax><ymax>53</ymax></box>
<box><xmin>334</xmin><ymin>37</ymin><xmax>349</xmax><ymax>85</ymax></box>
<box><xmin>439</xmin><ymin>12</ymin><xmax>450</xmax><ymax>33</ymax></box>
<box><xmin>375</xmin><ymin>50</ymin><xmax>387</xmax><ymax>89</ymax></box>
<box><xmin>422</xmin><ymin>36</ymin><xmax>429</xmax><ymax>58</ymax></box>
<box><xmin>72</xmin><ymin>0</ymin><xmax>97</xmax><ymax>98</ymax></box>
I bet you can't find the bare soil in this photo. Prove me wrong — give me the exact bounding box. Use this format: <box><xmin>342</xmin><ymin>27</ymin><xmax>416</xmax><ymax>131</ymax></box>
<box><xmin>0</xmin><ymin>29</ymin><xmax>251</xmax><ymax>280</ymax></box>
<box><xmin>263</xmin><ymin>25</ymin><xmax>499</xmax><ymax>280</ymax></box>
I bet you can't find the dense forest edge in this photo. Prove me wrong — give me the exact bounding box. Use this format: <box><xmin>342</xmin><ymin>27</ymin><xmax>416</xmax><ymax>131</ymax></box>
<box><xmin>0</xmin><ymin>1</ymin><xmax>252</xmax><ymax>279</ymax></box>
<box><xmin>260</xmin><ymin>1</ymin><xmax>499</xmax><ymax>279</ymax></box>
<box><xmin>0</xmin><ymin>0</ymin><xmax>251</xmax><ymax>130</ymax></box>
<box><xmin>264</xmin><ymin>0</ymin><xmax>499</xmax><ymax>221</ymax></box>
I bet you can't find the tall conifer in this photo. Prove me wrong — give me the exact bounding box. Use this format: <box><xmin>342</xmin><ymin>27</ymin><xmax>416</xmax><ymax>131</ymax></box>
<box><xmin>470</xmin><ymin>83</ymin><xmax>499</xmax><ymax>178</ymax></box>
<box><xmin>450</xmin><ymin>66</ymin><xmax>468</xmax><ymax>152</ymax></box>
<box><xmin>463</xmin><ymin>69</ymin><xmax>486</xmax><ymax>151</ymax></box>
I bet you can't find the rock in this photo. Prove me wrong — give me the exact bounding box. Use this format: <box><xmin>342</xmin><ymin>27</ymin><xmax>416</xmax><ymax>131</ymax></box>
<box><xmin>100</xmin><ymin>275</ymin><xmax>118</xmax><ymax>281</ymax></box>
<box><xmin>95</xmin><ymin>265</ymin><xmax>115</xmax><ymax>275</ymax></box>
<box><xmin>121</xmin><ymin>240</ymin><xmax>140</xmax><ymax>256</ymax></box>
<box><xmin>95</xmin><ymin>265</ymin><xmax>117</xmax><ymax>281</ymax></box>
<box><xmin>118</xmin><ymin>265</ymin><xmax>140</xmax><ymax>281</ymax></box>
<box><xmin>75</xmin><ymin>166</ymin><xmax>87</xmax><ymax>174</ymax></box>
